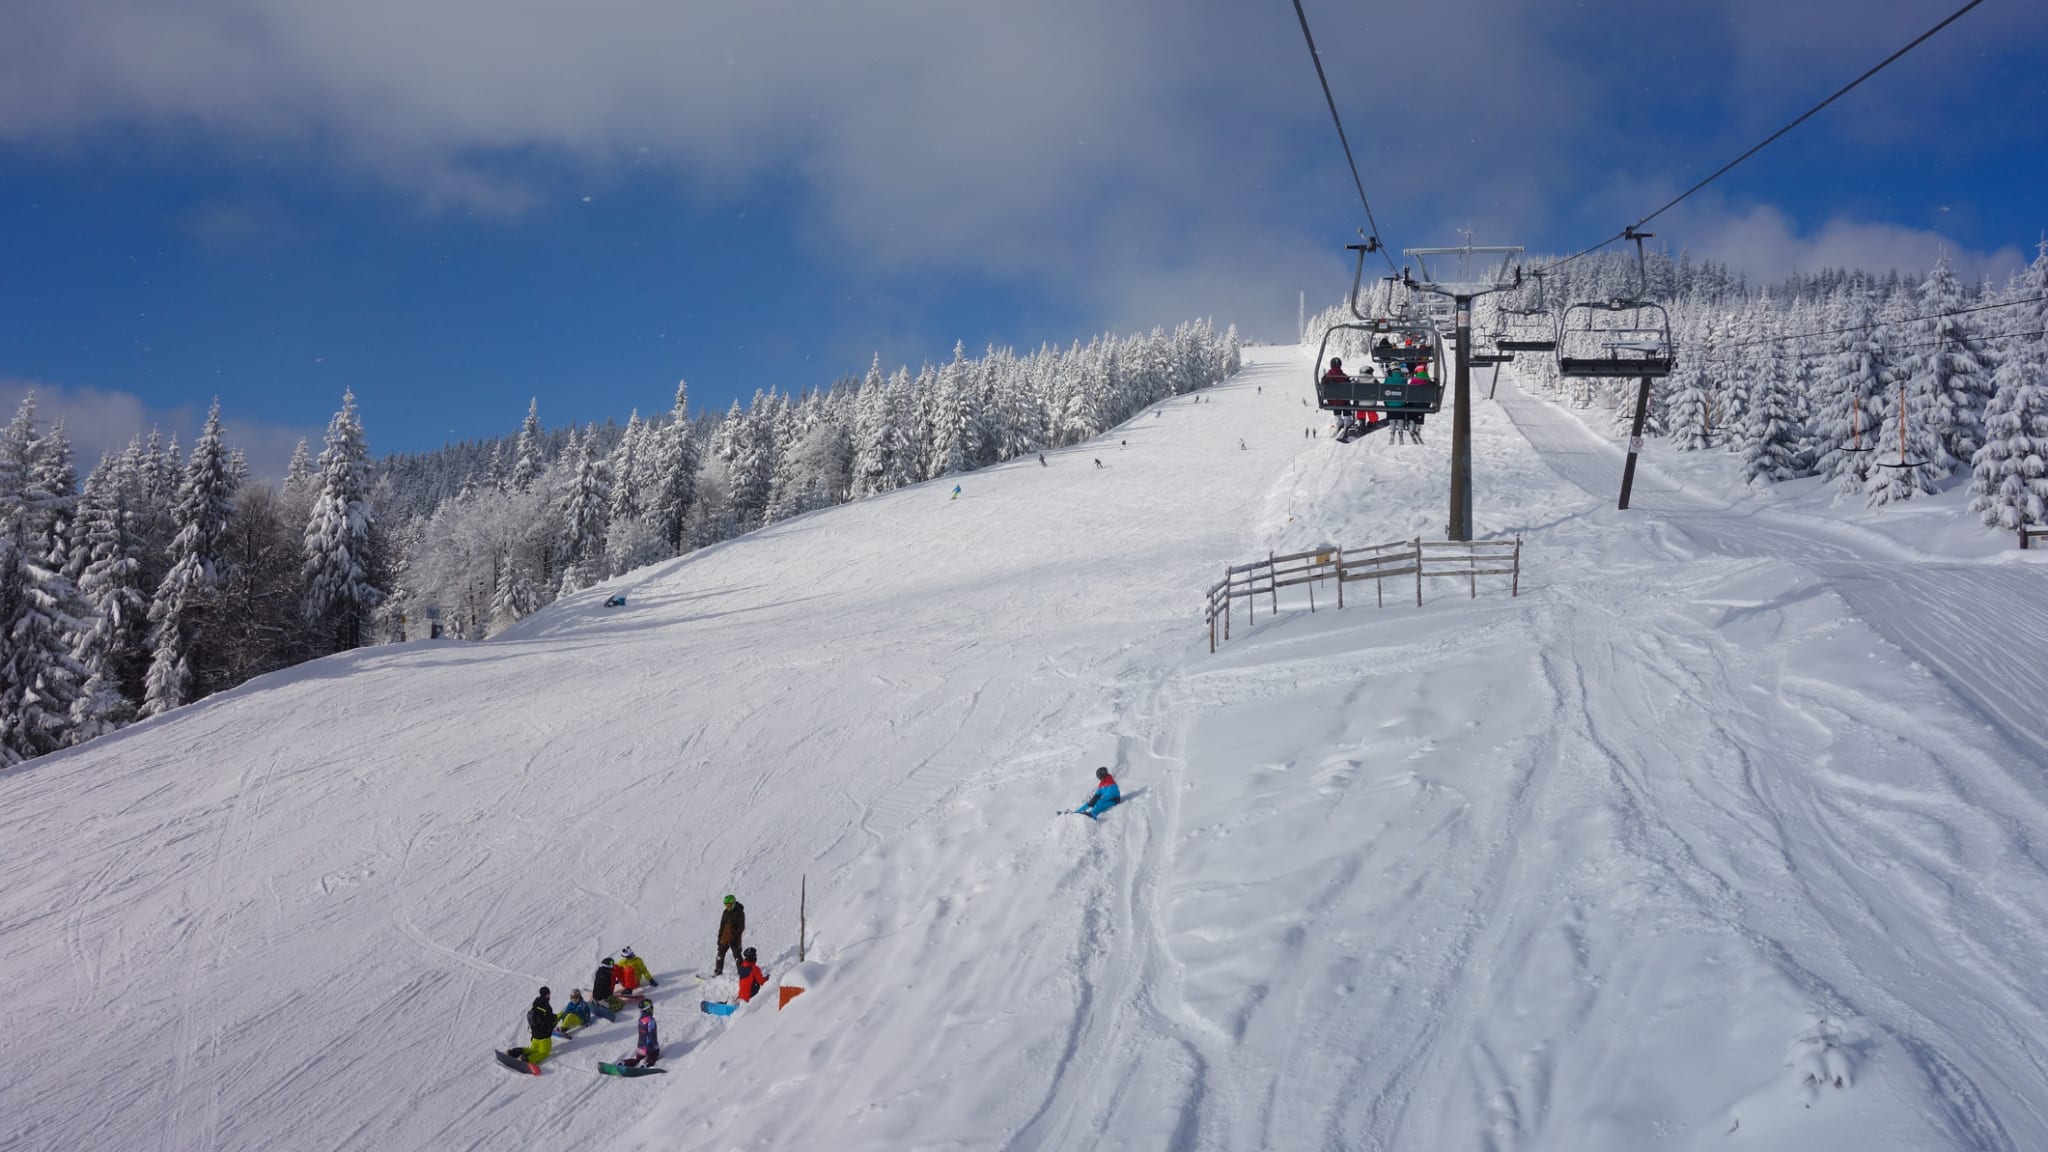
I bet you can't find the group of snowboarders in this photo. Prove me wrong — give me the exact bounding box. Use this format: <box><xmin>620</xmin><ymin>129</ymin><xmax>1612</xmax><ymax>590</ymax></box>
<box><xmin>499</xmin><ymin>896</ymin><xmax>767</xmax><ymax>1076</ymax></box>
<box><xmin>500</xmin><ymin>766</ymin><xmax>1125</xmax><ymax>1077</ymax></box>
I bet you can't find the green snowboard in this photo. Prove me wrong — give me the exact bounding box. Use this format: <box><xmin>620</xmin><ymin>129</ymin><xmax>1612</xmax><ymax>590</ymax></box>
<box><xmin>598</xmin><ymin>1061</ymin><xmax>667</xmax><ymax>1078</ymax></box>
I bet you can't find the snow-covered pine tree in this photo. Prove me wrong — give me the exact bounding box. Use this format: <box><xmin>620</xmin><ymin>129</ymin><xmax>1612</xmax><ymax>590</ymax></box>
<box><xmin>555</xmin><ymin>431</ymin><xmax>610</xmax><ymax>596</ymax></box>
<box><xmin>1968</xmin><ymin>239</ymin><xmax>2048</xmax><ymax>531</ymax></box>
<box><xmin>142</xmin><ymin>403</ymin><xmax>236</xmax><ymax>716</ymax></box>
<box><xmin>510</xmin><ymin>398</ymin><xmax>544</xmax><ymax>492</ymax></box>
<box><xmin>1739</xmin><ymin>344</ymin><xmax>1801</xmax><ymax>486</ymax></box>
<box><xmin>850</xmin><ymin>356</ymin><xmax>899</xmax><ymax>498</ymax></box>
<box><xmin>1909</xmin><ymin>255</ymin><xmax>1993</xmax><ymax>471</ymax></box>
<box><xmin>926</xmin><ymin>343</ymin><xmax>979</xmax><ymax>479</ymax></box>
<box><xmin>284</xmin><ymin>438</ymin><xmax>315</xmax><ymax>496</ymax></box>
<box><xmin>723</xmin><ymin>394</ymin><xmax>776</xmax><ymax>531</ymax></box>
<box><xmin>0</xmin><ymin>397</ymin><xmax>87</xmax><ymax>761</ymax></box>
<box><xmin>1668</xmin><ymin>361</ymin><xmax>1715</xmax><ymax>451</ymax></box>
<box><xmin>650</xmin><ymin>381</ymin><xmax>699</xmax><ymax>555</ymax></box>
<box><xmin>1818</xmin><ymin>288</ymin><xmax>1886</xmax><ymax>496</ymax></box>
<box><xmin>69</xmin><ymin>455</ymin><xmax>145</xmax><ymax>740</ymax></box>
<box><xmin>302</xmin><ymin>390</ymin><xmax>386</xmax><ymax>652</ymax></box>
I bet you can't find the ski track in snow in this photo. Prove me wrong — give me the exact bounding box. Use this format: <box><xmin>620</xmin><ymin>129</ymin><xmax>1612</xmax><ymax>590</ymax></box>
<box><xmin>3</xmin><ymin>349</ymin><xmax>2047</xmax><ymax>1151</ymax></box>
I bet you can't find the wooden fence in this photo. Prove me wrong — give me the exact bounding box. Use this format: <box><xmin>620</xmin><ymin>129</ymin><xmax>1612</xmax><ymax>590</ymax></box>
<box><xmin>2021</xmin><ymin>526</ymin><xmax>2048</xmax><ymax>551</ymax></box>
<box><xmin>1203</xmin><ymin>537</ymin><xmax>1521</xmax><ymax>652</ymax></box>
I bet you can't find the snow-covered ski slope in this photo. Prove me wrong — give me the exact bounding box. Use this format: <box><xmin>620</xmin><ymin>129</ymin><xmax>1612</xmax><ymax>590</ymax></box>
<box><xmin>6</xmin><ymin>347</ymin><xmax>2048</xmax><ymax>1151</ymax></box>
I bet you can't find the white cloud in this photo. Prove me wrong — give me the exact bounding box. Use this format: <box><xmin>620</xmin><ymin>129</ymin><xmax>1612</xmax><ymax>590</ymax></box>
<box><xmin>0</xmin><ymin>378</ymin><xmax>317</xmax><ymax>482</ymax></box>
<box><xmin>1677</xmin><ymin>204</ymin><xmax>2024</xmax><ymax>285</ymax></box>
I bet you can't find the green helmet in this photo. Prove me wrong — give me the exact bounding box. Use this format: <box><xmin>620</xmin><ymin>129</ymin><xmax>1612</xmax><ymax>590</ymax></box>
<box><xmin>723</xmin><ymin>894</ymin><xmax>736</xmax><ymax>906</ymax></box>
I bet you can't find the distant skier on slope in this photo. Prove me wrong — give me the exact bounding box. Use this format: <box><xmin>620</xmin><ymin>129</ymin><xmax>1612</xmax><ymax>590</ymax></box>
<box><xmin>619</xmin><ymin>1000</ymin><xmax>661</xmax><ymax>1069</ymax></box>
<box><xmin>951</xmin><ymin>485</ymin><xmax>962</xmax><ymax>500</ymax></box>
<box><xmin>509</xmin><ymin>987</ymin><xmax>558</xmax><ymax>1065</ymax></box>
<box><xmin>619</xmin><ymin>946</ymin><xmax>658</xmax><ymax>988</ymax></box>
<box><xmin>1072</xmin><ymin>767</ymin><xmax>1121</xmax><ymax>819</ymax></box>
<box><xmin>715</xmin><ymin>895</ymin><xmax>746</xmax><ymax>976</ymax></box>
<box><xmin>736</xmin><ymin>948</ymin><xmax>769</xmax><ymax>1002</ymax></box>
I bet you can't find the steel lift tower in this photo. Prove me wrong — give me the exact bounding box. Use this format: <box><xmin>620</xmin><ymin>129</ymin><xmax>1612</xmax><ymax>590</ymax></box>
<box><xmin>1402</xmin><ymin>242</ymin><xmax>1523</xmax><ymax>542</ymax></box>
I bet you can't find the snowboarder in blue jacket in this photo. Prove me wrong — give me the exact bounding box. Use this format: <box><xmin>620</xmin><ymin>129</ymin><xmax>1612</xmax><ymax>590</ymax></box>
<box><xmin>1075</xmin><ymin>767</ymin><xmax>1121</xmax><ymax>819</ymax></box>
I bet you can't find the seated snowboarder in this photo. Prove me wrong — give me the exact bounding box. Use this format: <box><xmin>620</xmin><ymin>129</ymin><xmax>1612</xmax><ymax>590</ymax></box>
<box><xmin>1075</xmin><ymin>767</ymin><xmax>1121</xmax><ymax>819</ymax></box>
<box><xmin>509</xmin><ymin>987</ymin><xmax>558</xmax><ymax>1065</ymax></box>
<box><xmin>593</xmin><ymin>956</ymin><xmax>622</xmax><ymax>1010</ymax></box>
<box><xmin>736</xmin><ymin>948</ymin><xmax>769</xmax><ymax>1003</ymax></box>
<box><xmin>619</xmin><ymin>946</ymin><xmax>658</xmax><ymax>989</ymax></box>
<box><xmin>615</xmin><ymin>952</ymin><xmax>644</xmax><ymax>997</ymax></box>
<box><xmin>620</xmin><ymin>1000</ymin><xmax>660</xmax><ymax>1069</ymax></box>
<box><xmin>557</xmin><ymin>989</ymin><xmax>612</xmax><ymax>1034</ymax></box>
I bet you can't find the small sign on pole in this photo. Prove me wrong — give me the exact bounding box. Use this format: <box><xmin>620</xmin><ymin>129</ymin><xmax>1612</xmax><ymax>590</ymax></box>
<box><xmin>1628</xmin><ymin>435</ymin><xmax>1644</xmax><ymax>453</ymax></box>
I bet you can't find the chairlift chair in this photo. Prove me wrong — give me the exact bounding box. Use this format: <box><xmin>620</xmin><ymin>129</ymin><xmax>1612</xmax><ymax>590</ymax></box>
<box><xmin>1312</xmin><ymin>318</ymin><xmax>1447</xmax><ymax>420</ymax></box>
<box><xmin>1555</xmin><ymin>299</ymin><xmax>1674</xmax><ymax>379</ymax></box>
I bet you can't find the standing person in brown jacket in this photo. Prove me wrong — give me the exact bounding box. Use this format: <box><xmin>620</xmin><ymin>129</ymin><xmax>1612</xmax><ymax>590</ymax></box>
<box><xmin>715</xmin><ymin>894</ymin><xmax>746</xmax><ymax>976</ymax></box>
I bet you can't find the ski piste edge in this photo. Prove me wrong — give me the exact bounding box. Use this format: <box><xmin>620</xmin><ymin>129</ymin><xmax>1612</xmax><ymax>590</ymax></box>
<box><xmin>494</xmin><ymin>1050</ymin><xmax>540</xmax><ymax>1076</ymax></box>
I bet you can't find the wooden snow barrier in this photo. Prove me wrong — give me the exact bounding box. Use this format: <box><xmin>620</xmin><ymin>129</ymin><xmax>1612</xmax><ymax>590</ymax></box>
<box><xmin>1203</xmin><ymin>537</ymin><xmax>1521</xmax><ymax>652</ymax></box>
<box><xmin>2020</xmin><ymin>525</ymin><xmax>2048</xmax><ymax>550</ymax></box>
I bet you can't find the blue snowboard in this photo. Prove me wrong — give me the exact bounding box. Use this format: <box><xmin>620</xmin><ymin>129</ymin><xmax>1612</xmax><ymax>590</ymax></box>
<box><xmin>701</xmin><ymin>1000</ymin><xmax>737</xmax><ymax>1016</ymax></box>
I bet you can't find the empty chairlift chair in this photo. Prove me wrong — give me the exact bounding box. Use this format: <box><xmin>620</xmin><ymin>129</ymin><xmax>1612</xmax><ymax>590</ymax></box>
<box><xmin>1554</xmin><ymin>299</ymin><xmax>1674</xmax><ymax>379</ymax></box>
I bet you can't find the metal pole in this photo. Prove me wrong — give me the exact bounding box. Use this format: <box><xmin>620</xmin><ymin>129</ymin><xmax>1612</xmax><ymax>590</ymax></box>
<box><xmin>1449</xmin><ymin>296</ymin><xmax>1474</xmax><ymax>540</ymax></box>
<box><xmin>1618</xmin><ymin>374</ymin><xmax>1654</xmax><ymax>510</ymax></box>
<box><xmin>799</xmin><ymin>874</ymin><xmax>807</xmax><ymax>962</ymax></box>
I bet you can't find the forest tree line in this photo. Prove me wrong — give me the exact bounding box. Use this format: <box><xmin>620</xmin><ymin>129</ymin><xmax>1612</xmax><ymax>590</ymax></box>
<box><xmin>0</xmin><ymin>321</ymin><xmax>1241</xmax><ymax>767</ymax></box>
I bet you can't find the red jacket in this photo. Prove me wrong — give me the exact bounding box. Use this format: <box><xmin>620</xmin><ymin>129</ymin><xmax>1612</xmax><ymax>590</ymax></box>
<box><xmin>1322</xmin><ymin>367</ymin><xmax>1350</xmax><ymax>383</ymax></box>
<box><xmin>736</xmin><ymin>960</ymin><xmax>768</xmax><ymax>1002</ymax></box>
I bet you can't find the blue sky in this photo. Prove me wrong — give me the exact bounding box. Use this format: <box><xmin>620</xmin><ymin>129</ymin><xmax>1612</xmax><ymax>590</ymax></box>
<box><xmin>2</xmin><ymin>0</ymin><xmax>2043</xmax><ymax>470</ymax></box>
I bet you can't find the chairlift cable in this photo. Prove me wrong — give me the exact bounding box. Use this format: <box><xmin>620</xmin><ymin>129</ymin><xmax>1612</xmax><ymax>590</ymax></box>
<box><xmin>1698</xmin><ymin>325</ymin><xmax>2048</xmax><ymax>368</ymax></box>
<box><xmin>1290</xmin><ymin>0</ymin><xmax>1402</xmax><ymax>275</ymax></box>
<box><xmin>1705</xmin><ymin>294</ymin><xmax>2042</xmax><ymax>357</ymax></box>
<box><xmin>1530</xmin><ymin>0</ymin><xmax>1989</xmax><ymax>280</ymax></box>
<box><xmin>1627</xmin><ymin>0</ymin><xmax>1988</xmax><ymax>236</ymax></box>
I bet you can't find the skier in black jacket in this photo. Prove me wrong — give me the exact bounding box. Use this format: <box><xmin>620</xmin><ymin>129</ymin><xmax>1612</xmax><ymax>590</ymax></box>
<box><xmin>715</xmin><ymin>895</ymin><xmax>746</xmax><ymax>976</ymax></box>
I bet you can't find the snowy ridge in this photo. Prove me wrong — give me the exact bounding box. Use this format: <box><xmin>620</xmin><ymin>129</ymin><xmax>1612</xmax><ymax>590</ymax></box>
<box><xmin>5</xmin><ymin>348</ymin><xmax>2048</xmax><ymax>1151</ymax></box>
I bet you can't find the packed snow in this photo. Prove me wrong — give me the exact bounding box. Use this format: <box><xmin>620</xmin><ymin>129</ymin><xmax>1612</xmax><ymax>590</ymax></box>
<box><xmin>4</xmin><ymin>346</ymin><xmax>2047</xmax><ymax>1151</ymax></box>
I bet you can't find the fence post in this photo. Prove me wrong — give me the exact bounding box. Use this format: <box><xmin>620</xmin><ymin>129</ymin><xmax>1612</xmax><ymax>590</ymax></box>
<box><xmin>1269</xmin><ymin>551</ymin><xmax>1279</xmax><ymax>615</ymax></box>
<box><xmin>1414</xmin><ymin>538</ymin><xmax>1424</xmax><ymax>607</ymax></box>
<box><xmin>1513</xmin><ymin>537</ymin><xmax>1522</xmax><ymax>596</ymax></box>
<box><xmin>1470</xmin><ymin>542</ymin><xmax>1478</xmax><ymax>599</ymax></box>
<box><xmin>1208</xmin><ymin>596</ymin><xmax>1217</xmax><ymax>652</ymax></box>
<box><xmin>1224</xmin><ymin>567</ymin><xmax>1233</xmax><ymax>639</ymax></box>
<box><xmin>1336</xmin><ymin>548</ymin><xmax>1345</xmax><ymax>610</ymax></box>
<box><xmin>799</xmin><ymin>874</ymin><xmax>807</xmax><ymax>963</ymax></box>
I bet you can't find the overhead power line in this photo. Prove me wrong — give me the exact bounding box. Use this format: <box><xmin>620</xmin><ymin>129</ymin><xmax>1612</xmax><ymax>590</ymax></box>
<box><xmin>1533</xmin><ymin>0</ymin><xmax>1991</xmax><ymax>278</ymax></box>
<box><xmin>1290</xmin><ymin>0</ymin><xmax>1400</xmax><ymax>275</ymax></box>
